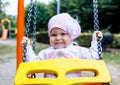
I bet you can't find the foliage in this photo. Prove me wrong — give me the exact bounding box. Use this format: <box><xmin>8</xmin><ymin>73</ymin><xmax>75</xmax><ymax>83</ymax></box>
<box><xmin>76</xmin><ymin>33</ymin><xmax>92</xmax><ymax>47</ymax></box>
<box><xmin>47</xmin><ymin>0</ymin><xmax>57</xmax><ymax>15</ymax></box>
<box><xmin>3</xmin><ymin>21</ymin><xmax>9</xmax><ymax>29</ymax></box>
<box><xmin>36</xmin><ymin>32</ymin><xmax>93</xmax><ymax>46</ymax></box>
<box><xmin>77</xmin><ymin>33</ymin><xmax>120</xmax><ymax>48</ymax></box>
<box><xmin>98</xmin><ymin>0</ymin><xmax>120</xmax><ymax>33</ymax></box>
<box><xmin>25</xmin><ymin>2</ymin><xmax>51</xmax><ymax>32</ymax></box>
<box><xmin>24</xmin><ymin>0</ymin><xmax>120</xmax><ymax>34</ymax></box>
<box><xmin>48</xmin><ymin>0</ymin><xmax>94</xmax><ymax>32</ymax></box>
<box><xmin>7</xmin><ymin>15</ymin><xmax>16</xmax><ymax>27</ymax></box>
<box><xmin>0</xmin><ymin>1</ymin><xmax>9</xmax><ymax>21</ymax></box>
<box><xmin>36</xmin><ymin>31</ymin><xmax>49</xmax><ymax>44</ymax></box>
<box><xmin>112</xmin><ymin>34</ymin><xmax>120</xmax><ymax>48</ymax></box>
<box><xmin>36</xmin><ymin>32</ymin><xmax>120</xmax><ymax>49</ymax></box>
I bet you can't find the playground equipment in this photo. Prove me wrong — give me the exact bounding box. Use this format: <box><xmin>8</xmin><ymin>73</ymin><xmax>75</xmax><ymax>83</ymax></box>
<box><xmin>1</xmin><ymin>18</ymin><xmax>11</xmax><ymax>40</ymax></box>
<box><xmin>15</xmin><ymin>0</ymin><xmax>111</xmax><ymax>85</ymax></box>
<box><xmin>15</xmin><ymin>59</ymin><xmax>111</xmax><ymax>85</ymax></box>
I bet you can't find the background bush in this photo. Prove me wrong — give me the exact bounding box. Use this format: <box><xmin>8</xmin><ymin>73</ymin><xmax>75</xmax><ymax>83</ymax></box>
<box><xmin>112</xmin><ymin>34</ymin><xmax>120</xmax><ymax>48</ymax></box>
<box><xmin>36</xmin><ymin>31</ymin><xmax>49</xmax><ymax>44</ymax></box>
<box><xmin>36</xmin><ymin>32</ymin><xmax>120</xmax><ymax>48</ymax></box>
<box><xmin>75</xmin><ymin>33</ymin><xmax>92</xmax><ymax>47</ymax></box>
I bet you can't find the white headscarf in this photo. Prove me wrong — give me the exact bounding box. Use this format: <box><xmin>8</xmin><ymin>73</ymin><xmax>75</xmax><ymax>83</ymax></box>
<box><xmin>48</xmin><ymin>13</ymin><xmax>81</xmax><ymax>40</ymax></box>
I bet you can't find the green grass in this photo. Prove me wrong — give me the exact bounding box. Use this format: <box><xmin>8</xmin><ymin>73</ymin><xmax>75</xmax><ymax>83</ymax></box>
<box><xmin>103</xmin><ymin>51</ymin><xmax>120</xmax><ymax>67</ymax></box>
<box><xmin>35</xmin><ymin>43</ymin><xmax>50</xmax><ymax>54</ymax></box>
<box><xmin>0</xmin><ymin>45</ymin><xmax>16</xmax><ymax>63</ymax></box>
<box><xmin>0</xmin><ymin>45</ymin><xmax>15</xmax><ymax>54</ymax></box>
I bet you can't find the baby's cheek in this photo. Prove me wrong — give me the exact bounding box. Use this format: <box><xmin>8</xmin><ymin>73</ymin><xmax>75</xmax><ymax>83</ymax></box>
<box><xmin>65</xmin><ymin>39</ymin><xmax>72</xmax><ymax>45</ymax></box>
<box><xmin>49</xmin><ymin>39</ymin><xmax>54</xmax><ymax>46</ymax></box>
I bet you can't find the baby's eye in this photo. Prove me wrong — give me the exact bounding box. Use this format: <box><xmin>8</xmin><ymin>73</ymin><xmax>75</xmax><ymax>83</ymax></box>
<box><xmin>61</xmin><ymin>33</ymin><xmax>67</xmax><ymax>36</ymax></box>
<box><xmin>50</xmin><ymin>34</ymin><xmax>56</xmax><ymax>37</ymax></box>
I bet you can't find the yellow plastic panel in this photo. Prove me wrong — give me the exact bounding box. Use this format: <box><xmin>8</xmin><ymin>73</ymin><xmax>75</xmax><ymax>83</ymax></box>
<box><xmin>14</xmin><ymin>58</ymin><xmax>111</xmax><ymax>85</ymax></box>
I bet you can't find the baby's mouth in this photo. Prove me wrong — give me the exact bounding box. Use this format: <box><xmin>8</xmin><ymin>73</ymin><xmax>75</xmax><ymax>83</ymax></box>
<box><xmin>55</xmin><ymin>42</ymin><xmax>64</xmax><ymax>45</ymax></box>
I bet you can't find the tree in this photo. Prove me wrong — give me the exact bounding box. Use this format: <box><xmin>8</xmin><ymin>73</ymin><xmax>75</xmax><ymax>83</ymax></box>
<box><xmin>48</xmin><ymin>0</ymin><xmax>94</xmax><ymax>32</ymax></box>
<box><xmin>98</xmin><ymin>0</ymin><xmax>120</xmax><ymax>33</ymax></box>
<box><xmin>25</xmin><ymin>2</ymin><xmax>51</xmax><ymax>32</ymax></box>
<box><xmin>0</xmin><ymin>1</ymin><xmax>5</xmax><ymax>21</ymax></box>
<box><xmin>48</xmin><ymin>0</ymin><xmax>120</xmax><ymax>33</ymax></box>
<box><xmin>25</xmin><ymin>0</ymin><xmax>120</xmax><ymax>33</ymax></box>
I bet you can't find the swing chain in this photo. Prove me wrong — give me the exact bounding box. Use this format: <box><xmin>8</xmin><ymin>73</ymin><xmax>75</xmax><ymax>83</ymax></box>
<box><xmin>23</xmin><ymin>0</ymin><xmax>34</xmax><ymax>62</ymax></box>
<box><xmin>93</xmin><ymin>0</ymin><xmax>99</xmax><ymax>31</ymax></box>
<box><xmin>22</xmin><ymin>44</ymin><xmax>27</xmax><ymax>62</ymax></box>
<box><xmin>32</xmin><ymin>0</ymin><xmax>37</xmax><ymax>52</ymax></box>
<box><xmin>22</xmin><ymin>0</ymin><xmax>37</xmax><ymax>78</ymax></box>
<box><xmin>23</xmin><ymin>0</ymin><xmax>37</xmax><ymax>61</ymax></box>
<box><xmin>93</xmin><ymin>0</ymin><xmax>102</xmax><ymax>59</ymax></box>
<box><xmin>26</xmin><ymin>0</ymin><xmax>34</xmax><ymax>38</ymax></box>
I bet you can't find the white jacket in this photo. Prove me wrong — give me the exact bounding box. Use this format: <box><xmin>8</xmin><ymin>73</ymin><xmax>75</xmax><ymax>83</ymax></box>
<box><xmin>25</xmin><ymin>40</ymin><xmax>99</xmax><ymax>78</ymax></box>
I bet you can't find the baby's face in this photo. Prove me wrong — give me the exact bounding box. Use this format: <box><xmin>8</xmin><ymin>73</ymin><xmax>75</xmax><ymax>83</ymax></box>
<box><xmin>49</xmin><ymin>27</ymin><xmax>72</xmax><ymax>49</ymax></box>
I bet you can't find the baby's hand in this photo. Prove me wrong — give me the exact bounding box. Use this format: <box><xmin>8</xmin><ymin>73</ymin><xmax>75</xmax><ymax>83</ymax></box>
<box><xmin>21</xmin><ymin>36</ymin><xmax>30</xmax><ymax>47</ymax></box>
<box><xmin>92</xmin><ymin>31</ymin><xmax>103</xmax><ymax>41</ymax></box>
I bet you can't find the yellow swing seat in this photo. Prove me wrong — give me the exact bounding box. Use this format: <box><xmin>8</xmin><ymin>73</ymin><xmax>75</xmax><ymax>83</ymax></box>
<box><xmin>14</xmin><ymin>58</ymin><xmax>111</xmax><ymax>85</ymax></box>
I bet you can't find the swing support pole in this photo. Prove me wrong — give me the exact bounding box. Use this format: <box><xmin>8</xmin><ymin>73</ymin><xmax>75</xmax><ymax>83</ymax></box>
<box><xmin>17</xmin><ymin>0</ymin><xmax>24</xmax><ymax>69</ymax></box>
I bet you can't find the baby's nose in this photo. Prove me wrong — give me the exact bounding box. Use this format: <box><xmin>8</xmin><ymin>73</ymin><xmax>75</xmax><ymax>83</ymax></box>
<box><xmin>56</xmin><ymin>35</ymin><xmax>62</xmax><ymax>39</ymax></box>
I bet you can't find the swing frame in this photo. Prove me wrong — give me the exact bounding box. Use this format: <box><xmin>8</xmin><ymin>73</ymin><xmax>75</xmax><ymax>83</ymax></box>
<box><xmin>17</xmin><ymin>0</ymin><xmax>24</xmax><ymax>69</ymax></box>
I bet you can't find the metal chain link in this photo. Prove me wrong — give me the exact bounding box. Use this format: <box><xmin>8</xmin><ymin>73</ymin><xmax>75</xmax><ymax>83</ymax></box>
<box><xmin>93</xmin><ymin>0</ymin><xmax>102</xmax><ymax>59</ymax></box>
<box><xmin>23</xmin><ymin>0</ymin><xmax>37</xmax><ymax>78</ymax></box>
<box><xmin>32</xmin><ymin>0</ymin><xmax>37</xmax><ymax>53</ymax></box>
<box><xmin>23</xmin><ymin>0</ymin><xmax>34</xmax><ymax>62</ymax></box>
<box><xmin>26</xmin><ymin>0</ymin><xmax>34</xmax><ymax>37</ymax></box>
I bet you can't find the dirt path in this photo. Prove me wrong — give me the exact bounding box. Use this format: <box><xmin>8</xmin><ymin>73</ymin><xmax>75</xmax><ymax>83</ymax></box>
<box><xmin>0</xmin><ymin>39</ymin><xmax>16</xmax><ymax>85</ymax></box>
<box><xmin>0</xmin><ymin>39</ymin><xmax>120</xmax><ymax>85</ymax></box>
<box><xmin>107</xmin><ymin>64</ymin><xmax>120</xmax><ymax>85</ymax></box>
<box><xmin>0</xmin><ymin>39</ymin><xmax>16</xmax><ymax>46</ymax></box>
<box><xmin>0</xmin><ymin>59</ymin><xmax>16</xmax><ymax>85</ymax></box>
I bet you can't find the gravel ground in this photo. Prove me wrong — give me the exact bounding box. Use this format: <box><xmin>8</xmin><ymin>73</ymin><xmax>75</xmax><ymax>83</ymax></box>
<box><xmin>0</xmin><ymin>39</ymin><xmax>120</xmax><ymax>85</ymax></box>
<box><xmin>0</xmin><ymin>59</ymin><xmax>16</xmax><ymax>85</ymax></box>
<box><xmin>0</xmin><ymin>39</ymin><xmax>16</xmax><ymax>85</ymax></box>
